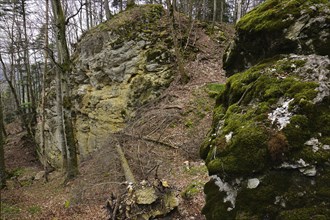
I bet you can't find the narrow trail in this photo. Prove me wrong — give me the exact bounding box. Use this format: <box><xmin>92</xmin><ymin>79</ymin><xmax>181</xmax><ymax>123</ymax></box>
<box><xmin>1</xmin><ymin>23</ymin><xmax>234</xmax><ymax>220</ymax></box>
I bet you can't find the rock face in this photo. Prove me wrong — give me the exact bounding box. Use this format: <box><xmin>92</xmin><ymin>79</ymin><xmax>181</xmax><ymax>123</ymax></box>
<box><xmin>223</xmin><ymin>0</ymin><xmax>330</xmax><ymax>76</ymax></box>
<box><xmin>202</xmin><ymin>0</ymin><xmax>330</xmax><ymax>219</ymax></box>
<box><xmin>38</xmin><ymin>5</ymin><xmax>175</xmax><ymax>167</ymax></box>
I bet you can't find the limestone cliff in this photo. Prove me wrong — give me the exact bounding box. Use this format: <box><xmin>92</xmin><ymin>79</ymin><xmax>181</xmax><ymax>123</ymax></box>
<box><xmin>202</xmin><ymin>0</ymin><xmax>330</xmax><ymax>219</ymax></box>
<box><xmin>38</xmin><ymin>5</ymin><xmax>175</xmax><ymax>167</ymax></box>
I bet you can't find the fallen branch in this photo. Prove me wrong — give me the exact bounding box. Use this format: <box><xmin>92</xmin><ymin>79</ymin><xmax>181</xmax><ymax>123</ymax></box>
<box><xmin>115</xmin><ymin>143</ymin><xmax>136</xmax><ymax>184</ymax></box>
<box><xmin>118</xmin><ymin>133</ymin><xmax>179</xmax><ymax>149</ymax></box>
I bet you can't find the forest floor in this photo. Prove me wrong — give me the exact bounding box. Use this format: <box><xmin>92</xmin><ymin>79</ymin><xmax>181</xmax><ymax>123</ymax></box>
<box><xmin>1</xmin><ymin>23</ymin><xmax>234</xmax><ymax>220</ymax></box>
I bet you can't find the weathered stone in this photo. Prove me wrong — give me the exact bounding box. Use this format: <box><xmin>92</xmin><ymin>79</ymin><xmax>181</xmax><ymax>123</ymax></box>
<box><xmin>34</xmin><ymin>171</ymin><xmax>45</xmax><ymax>180</ymax></box>
<box><xmin>36</xmin><ymin>5</ymin><xmax>175</xmax><ymax>167</ymax></box>
<box><xmin>135</xmin><ymin>187</ymin><xmax>158</xmax><ymax>205</ymax></box>
<box><xmin>223</xmin><ymin>0</ymin><xmax>330</xmax><ymax>76</ymax></box>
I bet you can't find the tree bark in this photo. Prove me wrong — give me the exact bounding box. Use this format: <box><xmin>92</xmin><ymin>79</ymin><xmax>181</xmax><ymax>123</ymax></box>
<box><xmin>212</xmin><ymin>0</ymin><xmax>217</xmax><ymax>28</ymax></box>
<box><xmin>104</xmin><ymin>0</ymin><xmax>112</xmax><ymax>20</ymax></box>
<box><xmin>42</xmin><ymin>0</ymin><xmax>50</xmax><ymax>182</ymax></box>
<box><xmin>220</xmin><ymin>0</ymin><xmax>224</xmax><ymax>23</ymax></box>
<box><xmin>22</xmin><ymin>0</ymin><xmax>37</xmax><ymax>129</ymax></box>
<box><xmin>51</xmin><ymin>0</ymin><xmax>79</xmax><ymax>180</ymax></box>
<box><xmin>0</xmin><ymin>91</ymin><xmax>6</xmax><ymax>189</ymax></box>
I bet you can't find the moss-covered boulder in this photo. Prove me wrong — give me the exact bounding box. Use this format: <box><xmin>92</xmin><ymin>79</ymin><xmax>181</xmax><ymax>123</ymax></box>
<box><xmin>223</xmin><ymin>0</ymin><xmax>330</xmax><ymax>76</ymax></box>
<box><xmin>202</xmin><ymin>54</ymin><xmax>330</xmax><ymax>219</ymax></box>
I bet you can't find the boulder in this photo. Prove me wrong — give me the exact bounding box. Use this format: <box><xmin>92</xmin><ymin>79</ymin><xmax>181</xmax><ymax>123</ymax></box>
<box><xmin>202</xmin><ymin>53</ymin><xmax>330</xmax><ymax>219</ymax></box>
<box><xmin>223</xmin><ymin>0</ymin><xmax>330</xmax><ymax>76</ymax></box>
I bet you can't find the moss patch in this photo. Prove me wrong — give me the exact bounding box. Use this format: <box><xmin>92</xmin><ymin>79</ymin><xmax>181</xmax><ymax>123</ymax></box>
<box><xmin>237</xmin><ymin>0</ymin><xmax>328</xmax><ymax>32</ymax></box>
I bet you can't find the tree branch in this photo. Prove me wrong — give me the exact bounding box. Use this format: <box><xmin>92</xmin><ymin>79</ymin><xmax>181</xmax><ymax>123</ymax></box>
<box><xmin>42</xmin><ymin>47</ymin><xmax>63</xmax><ymax>71</ymax></box>
<box><xmin>65</xmin><ymin>2</ymin><xmax>87</xmax><ymax>25</ymax></box>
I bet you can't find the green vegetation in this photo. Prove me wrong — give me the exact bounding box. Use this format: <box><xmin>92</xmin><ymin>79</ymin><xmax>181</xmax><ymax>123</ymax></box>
<box><xmin>1</xmin><ymin>202</ymin><xmax>21</xmax><ymax>215</ymax></box>
<box><xmin>27</xmin><ymin>205</ymin><xmax>42</xmax><ymax>215</ymax></box>
<box><xmin>205</xmin><ymin>83</ymin><xmax>225</xmax><ymax>98</ymax></box>
<box><xmin>237</xmin><ymin>0</ymin><xmax>328</xmax><ymax>32</ymax></box>
<box><xmin>181</xmin><ymin>180</ymin><xmax>204</xmax><ymax>199</ymax></box>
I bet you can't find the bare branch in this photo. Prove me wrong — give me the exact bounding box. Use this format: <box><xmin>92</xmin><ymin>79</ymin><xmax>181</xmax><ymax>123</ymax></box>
<box><xmin>65</xmin><ymin>2</ymin><xmax>87</xmax><ymax>25</ymax></box>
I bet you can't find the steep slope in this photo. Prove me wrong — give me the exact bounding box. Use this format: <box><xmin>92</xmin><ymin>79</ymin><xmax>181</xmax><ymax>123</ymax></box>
<box><xmin>202</xmin><ymin>0</ymin><xmax>330</xmax><ymax>219</ymax></box>
<box><xmin>0</xmin><ymin>4</ymin><xmax>234</xmax><ymax>220</ymax></box>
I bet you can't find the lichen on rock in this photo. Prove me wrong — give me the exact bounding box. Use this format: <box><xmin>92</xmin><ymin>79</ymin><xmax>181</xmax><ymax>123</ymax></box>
<box><xmin>36</xmin><ymin>5</ymin><xmax>176</xmax><ymax>167</ymax></box>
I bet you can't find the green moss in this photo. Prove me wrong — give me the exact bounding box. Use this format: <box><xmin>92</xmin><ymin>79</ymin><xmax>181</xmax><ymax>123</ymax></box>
<box><xmin>237</xmin><ymin>0</ymin><xmax>328</xmax><ymax>32</ymax></box>
<box><xmin>27</xmin><ymin>205</ymin><xmax>42</xmax><ymax>215</ymax></box>
<box><xmin>202</xmin><ymin>180</ymin><xmax>236</xmax><ymax>219</ymax></box>
<box><xmin>181</xmin><ymin>180</ymin><xmax>204</xmax><ymax>199</ymax></box>
<box><xmin>278</xmin><ymin>207</ymin><xmax>330</xmax><ymax>219</ymax></box>
<box><xmin>185</xmin><ymin>164</ymin><xmax>208</xmax><ymax>175</ymax></box>
<box><xmin>86</xmin><ymin>4</ymin><xmax>165</xmax><ymax>44</ymax></box>
<box><xmin>205</xmin><ymin>83</ymin><xmax>225</xmax><ymax>98</ymax></box>
<box><xmin>1</xmin><ymin>202</ymin><xmax>21</xmax><ymax>215</ymax></box>
<box><xmin>283</xmin><ymin>115</ymin><xmax>310</xmax><ymax>149</ymax></box>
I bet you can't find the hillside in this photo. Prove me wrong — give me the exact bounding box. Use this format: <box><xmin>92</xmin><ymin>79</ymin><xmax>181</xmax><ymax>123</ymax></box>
<box><xmin>1</xmin><ymin>5</ymin><xmax>234</xmax><ymax>219</ymax></box>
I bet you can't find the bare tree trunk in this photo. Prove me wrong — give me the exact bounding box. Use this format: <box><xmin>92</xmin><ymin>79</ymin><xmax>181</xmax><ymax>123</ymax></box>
<box><xmin>166</xmin><ymin>0</ymin><xmax>189</xmax><ymax>84</ymax></box>
<box><xmin>51</xmin><ymin>0</ymin><xmax>79</xmax><ymax>180</ymax></box>
<box><xmin>236</xmin><ymin>0</ymin><xmax>242</xmax><ymax>23</ymax></box>
<box><xmin>22</xmin><ymin>0</ymin><xmax>37</xmax><ymax>129</ymax></box>
<box><xmin>0</xmin><ymin>91</ymin><xmax>6</xmax><ymax>189</ymax></box>
<box><xmin>88</xmin><ymin>0</ymin><xmax>93</xmax><ymax>27</ymax></box>
<box><xmin>212</xmin><ymin>0</ymin><xmax>217</xmax><ymax>28</ymax></box>
<box><xmin>0</xmin><ymin>53</ymin><xmax>33</xmax><ymax>139</ymax></box>
<box><xmin>220</xmin><ymin>0</ymin><xmax>224</xmax><ymax>22</ymax></box>
<box><xmin>119</xmin><ymin>0</ymin><xmax>123</xmax><ymax>12</ymax></box>
<box><xmin>86</xmin><ymin>0</ymin><xmax>90</xmax><ymax>30</ymax></box>
<box><xmin>188</xmin><ymin>0</ymin><xmax>193</xmax><ymax>21</ymax></box>
<box><xmin>42</xmin><ymin>0</ymin><xmax>50</xmax><ymax>182</ymax></box>
<box><xmin>104</xmin><ymin>0</ymin><xmax>112</xmax><ymax>20</ymax></box>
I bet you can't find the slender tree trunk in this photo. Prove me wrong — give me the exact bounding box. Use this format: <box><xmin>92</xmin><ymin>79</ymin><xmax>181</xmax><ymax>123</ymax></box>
<box><xmin>86</xmin><ymin>0</ymin><xmax>90</xmax><ymax>30</ymax></box>
<box><xmin>188</xmin><ymin>0</ymin><xmax>193</xmax><ymax>21</ymax></box>
<box><xmin>212</xmin><ymin>0</ymin><xmax>217</xmax><ymax>28</ymax></box>
<box><xmin>202</xmin><ymin>0</ymin><xmax>207</xmax><ymax>20</ymax></box>
<box><xmin>88</xmin><ymin>0</ymin><xmax>93</xmax><ymax>27</ymax></box>
<box><xmin>236</xmin><ymin>0</ymin><xmax>242</xmax><ymax>23</ymax></box>
<box><xmin>220</xmin><ymin>0</ymin><xmax>224</xmax><ymax>23</ymax></box>
<box><xmin>22</xmin><ymin>0</ymin><xmax>37</xmax><ymax>129</ymax></box>
<box><xmin>119</xmin><ymin>0</ymin><xmax>123</xmax><ymax>12</ymax></box>
<box><xmin>0</xmin><ymin>91</ymin><xmax>5</xmax><ymax>189</ymax></box>
<box><xmin>0</xmin><ymin>53</ymin><xmax>33</xmax><ymax>139</ymax></box>
<box><xmin>104</xmin><ymin>0</ymin><xmax>111</xmax><ymax>20</ymax></box>
<box><xmin>42</xmin><ymin>0</ymin><xmax>50</xmax><ymax>182</ymax></box>
<box><xmin>52</xmin><ymin>0</ymin><xmax>79</xmax><ymax>180</ymax></box>
<box><xmin>166</xmin><ymin>0</ymin><xmax>189</xmax><ymax>84</ymax></box>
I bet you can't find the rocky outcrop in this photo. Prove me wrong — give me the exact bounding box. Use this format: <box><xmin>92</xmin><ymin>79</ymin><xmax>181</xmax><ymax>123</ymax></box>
<box><xmin>202</xmin><ymin>0</ymin><xmax>330</xmax><ymax>219</ymax></box>
<box><xmin>223</xmin><ymin>0</ymin><xmax>330</xmax><ymax>76</ymax></box>
<box><xmin>38</xmin><ymin>5</ymin><xmax>175</xmax><ymax>167</ymax></box>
